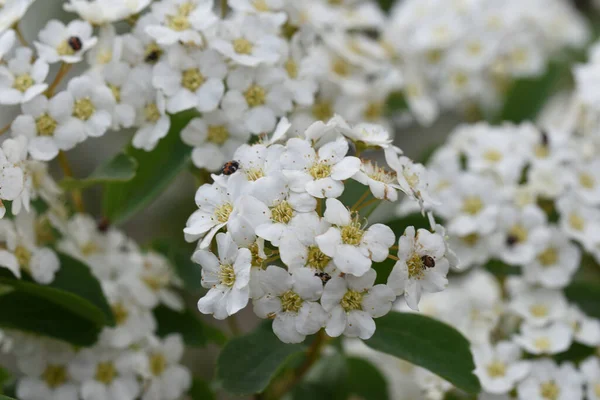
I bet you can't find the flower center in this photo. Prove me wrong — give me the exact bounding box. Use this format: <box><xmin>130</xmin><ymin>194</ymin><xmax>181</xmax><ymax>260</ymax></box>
<box><xmin>244</xmin><ymin>84</ymin><xmax>266</xmax><ymax>107</ymax></box>
<box><xmin>167</xmin><ymin>2</ymin><xmax>195</xmax><ymax>31</ymax></box>
<box><xmin>366</xmin><ymin>162</ymin><xmax>395</xmax><ymax>183</ymax></box>
<box><xmin>340</xmin><ymin>218</ymin><xmax>364</xmax><ymax>246</ymax></box>
<box><xmin>144</xmin><ymin>42</ymin><xmax>162</xmax><ymax>63</ymax></box>
<box><xmin>112</xmin><ymin>302</ymin><xmax>129</xmax><ymax>325</ymax></box>
<box><xmin>407</xmin><ymin>253</ymin><xmax>426</xmax><ymax>279</ymax></box>
<box><xmin>483</xmin><ymin>149</ymin><xmax>503</xmax><ymax>162</ymax></box>
<box><xmin>43</xmin><ymin>364</ymin><xmax>68</xmax><ymax>388</ymax></box>
<box><xmin>285</xmin><ymin>59</ymin><xmax>298</xmax><ymax>79</ymax></box>
<box><xmin>149</xmin><ymin>353</ymin><xmax>167</xmax><ymax>376</ymax></box>
<box><xmin>245</xmin><ymin>168</ymin><xmax>264</xmax><ymax>181</ymax></box>
<box><xmin>13</xmin><ymin>74</ymin><xmax>33</xmax><ymax>92</ymax></box>
<box><xmin>108</xmin><ymin>84</ymin><xmax>121</xmax><ymax>103</ymax></box>
<box><xmin>73</xmin><ymin>98</ymin><xmax>95</xmax><ymax>121</ymax></box>
<box><xmin>57</xmin><ymin>41</ymin><xmax>76</xmax><ymax>56</ymax></box>
<box><xmin>534</xmin><ymin>145</ymin><xmax>549</xmax><ymax>159</ymax></box>
<box><xmin>253</xmin><ymin>0</ymin><xmax>269</xmax><ymax>11</ymax></box>
<box><xmin>233</xmin><ymin>38</ymin><xmax>254</xmax><ymax>54</ymax></box>
<box><xmin>144</xmin><ymin>103</ymin><xmax>161</xmax><ymax>123</ymax></box>
<box><xmin>568</xmin><ymin>213</ymin><xmax>585</xmax><ymax>231</ymax></box>
<box><xmin>341</xmin><ymin>290</ymin><xmax>363</xmax><ymax>312</ymax></box>
<box><xmin>534</xmin><ymin>337</ymin><xmax>551</xmax><ymax>352</ymax></box>
<box><xmin>540</xmin><ymin>380</ymin><xmax>560</xmax><ymax>400</ymax></box>
<box><xmin>81</xmin><ymin>241</ymin><xmax>99</xmax><ymax>256</ymax></box>
<box><xmin>271</xmin><ymin>201</ymin><xmax>294</xmax><ymax>224</ymax></box>
<box><xmin>14</xmin><ymin>245</ymin><xmax>31</xmax><ymax>266</ymax></box>
<box><xmin>461</xmin><ymin>233</ymin><xmax>479</xmax><ymax>246</ymax></box>
<box><xmin>36</xmin><ymin>113</ymin><xmax>57</xmax><ymax>136</ymax></box>
<box><xmin>280</xmin><ymin>290</ymin><xmax>303</xmax><ymax>312</ymax></box>
<box><xmin>206</xmin><ymin>125</ymin><xmax>229</xmax><ymax>145</ymax></box>
<box><xmin>181</xmin><ymin>68</ymin><xmax>205</xmax><ymax>91</ymax></box>
<box><xmin>461</xmin><ymin>196</ymin><xmax>483</xmax><ymax>215</ymax></box>
<box><xmin>218</xmin><ymin>264</ymin><xmax>236</xmax><ymax>287</ymax></box>
<box><xmin>308</xmin><ymin>161</ymin><xmax>331</xmax><ymax>180</ymax></box>
<box><xmin>307</xmin><ymin>245</ymin><xmax>331</xmax><ymax>270</ymax></box>
<box><xmin>364</xmin><ymin>102</ymin><xmax>383</xmax><ymax>121</ymax></box>
<box><xmin>537</xmin><ymin>247</ymin><xmax>558</xmax><ymax>266</ymax></box>
<box><xmin>312</xmin><ymin>101</ymin><xmax>333</xmax><ymax>121</ymax></box>
<box><xmin>95</xmin><ymin>362</ymin><xmax>117</xmax><ymax>384</ymax></box>
<box><xmin>595</xmin><ymin>383</ymin><xmax>600</xmax><ymax>398</ymax></box>
<box><xmin>529</xmin><ymin>304</ymin><xmax>548</xmax><ymax>318</ymax></box>
<box><xmin>142</xmin><ymin>275</ymin><xmax>165</xmax><ymax>291</ymax></box>
<box><xmin>486</xmin><ymin>360</ymin><xmax>506</xmax><ymax>378</ymax></box>
<box><xmin>214</xmin><ymin>203</ymin><xmax>233</xmax><ymax>223</ymax></box>
<box><xmin>579</xmin><ymin>173</ymin><xmax>595</xmax><ymax>189</ymax></box>
<box><xmin>249</xmin><ymin>242</ymin><xmax>266</xmax><ymax>268</ymax></box>
<box><xmin>402</xmin><ymin>169</ymin><xmax>419</xmax><ymax>189</ymax></box>
<box><xmin>331</xmin><ymin>58</ymin><xmax>349</xmax><ymax>77</ymax></box>
<box><xmin>508</xmin><ymin>224</ymin><xmax>527</xmax><ymax>244</ymax></box>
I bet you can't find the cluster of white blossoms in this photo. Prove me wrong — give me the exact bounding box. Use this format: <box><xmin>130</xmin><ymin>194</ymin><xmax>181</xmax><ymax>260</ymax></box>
<box><xmin>383</xmin><ymin>0</ymin><xmax>589</xmax><ymax>124</ymax></box>
<box><xmin>346</xmin><ymin>120</ymin><xmax>600</xmax><ymax>399</ymax></box>
<box><xmin>186</xmin><ymin>116</ymin><xmax>457</xmax><ymax>343</ymax></box>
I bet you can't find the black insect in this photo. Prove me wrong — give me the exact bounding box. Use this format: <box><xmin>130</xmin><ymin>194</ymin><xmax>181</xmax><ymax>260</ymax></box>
<box><xmin>506</xmin><ymin>234</ymin><xmax>519</xmax><ymax>247</ymax></box>
<box><xmin>97</xmin><ymin>217</ymin><xmax>110</xmax><ymax>233</ymax></box>
<box><xmin>222</xmin><ymin>161</ymin><xmax>240</xmax><ymax>175</ymax></box>
<box><xmin>540</xmin><ymin>130</ymin><xmax>549</xmax><ymax>147</ymax></box>
<box><xmin>315</xmin><ymin>272</ymin><xmax>331</xmax><ymax>285</ymax></box>
<box><xmin>421</xmin><ymin>255</ymin><xmax>435</xmax><ymax>269</ymax></box>
<box><xmin>67</xmin><ymin>36</ymin><xmax>83</xmax><ymax>52</ymax></box>
<box><xmin>145</xmin><ymin>50</ymin><xmax>160</xmax><ymax>63</ymax></box>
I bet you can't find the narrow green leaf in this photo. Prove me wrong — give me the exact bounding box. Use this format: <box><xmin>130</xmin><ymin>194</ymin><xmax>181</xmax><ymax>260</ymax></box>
<box><xmin>153</xmin><ymin>305</ymin><xmax>226</xmax><ymax>347</ymax></box>
<box><xmin>0</xmin><ymin>366</ymin><xmax>12</xmax><ymax>389</ymax></box>
<box><xmin>565</xmin><ymin>281</ymin><xmax>600</xmax><ymax>319</ymax></box>
<box><xmin>0</xmin><ymin>291</ymin><xmax>100</xmax><ymax>346</ymax></box>
<box><xmin>347</xmin><ymin>357</ymin><xmax>389</xmax><ymax>400</ymax></box>
<box><xmin>216</xmin><ymin>323</ymin><xmax>306</xmax><ymax>395</ymax></box>
<box><xmin>189</xmin><ymin>377</ymin><xmax>215</xmax><ymax>400</ymax></box>
<box><xmin>60</xmin><ymin>153</ymin><xmax>138</xmax><ymax>190</ymax></box>
<box><xmin>0</xmin><ymin>395</ymin><xmax>15</xmax><ymax>400</ymax></box>
<box><xmin>364</xmin><ymin>312</ymin><xmax>481</xmax><ymax>394</ymax></box>
<box><xmin>103</xmin><ymin>110</ymin><xmax>197</xmax><ymax>225</ymax></box>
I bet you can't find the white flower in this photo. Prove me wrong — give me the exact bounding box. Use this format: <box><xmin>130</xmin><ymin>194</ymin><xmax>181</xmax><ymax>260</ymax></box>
<box><xmin>86</xmin><ymin>24</ymin><xmax>121</xmax><ymax>68</ymax></box>
<box><xmin>0</xmin><ymin>29</ymin><xmax>16</xmax><ymax>61</ymax></box>
<box><xmin>316</xmin><ymin>198</ymin><xmax>394</xmax><ymax>277</ymax></box>
<box><xmin>180</xmin><ymin>112</ymin><xmax>250</xmax><ymax>171</ymax></box>
<box><xmin>387</xmin><ymin>226</ymin><xmax>451</xmax><ymax>311</ymax></box>
<box><xmin>344</xmin><ymin>123</ymin><xmax>393</xmax><ymax>149</ymax></box>
<box><xmin>556</xmin><ymin>195</ymin><xmax>600</xmax><ymax>251</ymax></box>
<box><xmin>253</xmin><ymin>266</ymin><xmax>327</xmax><ymax>343</ymax></box>
<box><xmin>384</xmin><ymin>148</ymin><xmax>436</xmax><ymax>210</ymax></box>
<box><xmin>473</xmin><ymin>341</ymin><xmax>530</xmax><ymax>394</ymax></box>
<box><xmin>11</xmin><ymin>94</ymin><xmax>83</xmax><ymax>160</ymax></box>
<box><xmin>34</xmin><ymin>19</ymin><xmax>97</xmax><ymax>64</ymax></box>
<box><xmin>564</xmin><ymin>306</ymin><xmax>600</xmax><ymax>347</ymax></box>
<box><xmin>0</xmin><ymin>0</ymin><xmax>35</xmax><ymax>33</ymax></box>
<box><xmin>65</xmin><ymin>0</ymin><xmax>153</xmax><ymax>24</ymax></box>
<box><xmin>0</xmin><ymin>47</ymin><xmax>48</xmax><ymax>104</ymax></box>
<box><xmin>193</xmin><ymin>232</ymin><xmax>251</xmax><ymax>320</ymax></box>
<box><xmin>352</xmin><ymin>160</ymin><xmax>400</xmax><ymax>202</ymax></box>
<box><xmin>146</xmin><ymin>0</ymin><xmax>217</xmax><ymax>46</ymax></box>
<box><xmin>152</xmin><ymin>47</ymin><xmax>226</xmax><ymax>113</ymax></box>
<box><xmin>2</xmin><ymin>135</ymin><xmax>30</xmax><ymax>215</ymax></box>
<box><xmin>281</xmin><ymin>137</ymin><xmax>361</xmax><ymax>198</ymax></box>
<box><xmin>222</xmin><ymin>65</ymin><xmax>293</xmax><ymax>134</ymax></box>
<box><xmin>567</xmin><ymin>159</ymin><xmax>600</xmax><ymax>205</ymax></box>
<box><xmin>514</xmin><ymin>322</ymin><xmax>572</xmax><ymax>355</ymax></box>
<box><xmin>131</xmin><ymin>79</ymin><xmax>170</xmax><ymax>152</ymax></box>
<box><xmin>93</xmin><ymin>61</ymin><xmax>137</xmax><ymax>130</ymax></box>
<box><xmin>137</xmin><ymin>335</ymin><xmax>191</xmax><ymax>400</ymax></box>
<box><xmin>0</xmin><ymin>138</ymin><xmax>25</xmax><ymax>210</ymax></box>
<box><xmin>517</xmin><ymin>359</ymin><xmax>582</xmax><ymax>400</ymax></box>
<box><xmin>510</xmin><ymin>288</ymin><xmax>567</xmax><ymax>327</ymax></box>
<box><xmin>0</xmin><ymin>209</ymin><xmax>60</xmax><ymax>284</ymax></box>
<box><xmin>580</xmin><ymin>356</ymin><xmax>600</xmax><ymax>400</ymax></box>
<box><xmin>321</xmin><ymin>268</ymin><xmax>395</xmax><ymax>340</ymax></box>
<box><xmin>63</xmin><ymin>75</ymin><xmax>115</xmax><ymax>138</ymax></box>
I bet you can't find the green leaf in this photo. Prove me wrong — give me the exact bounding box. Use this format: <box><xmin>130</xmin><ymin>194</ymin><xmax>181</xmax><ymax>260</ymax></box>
<box><xmin>0</xmin><ymin>291</ymin><xmax>101</xmax><ymax>346</ymax></box>
<box><xmin>347</xmin><ymin>357</ymin><xmax>389</xmax><ymax>400</ymax></box>
<box><xmin>0</xmin><ymin>252</ymin><xmax>114</xmax><ymax>327</ymax></box>
<box><xmin>60</xmin><ymin>153</ymin><xmax>138</xmax><ymax>190</ymax></box>
<box><xmin>153</xmin><ymin>305</ymin><xmax>226</xmax><ymax>347</ymax></box>
<box><xmin>565</xmin><ymin>281</ymin><xmax>600</xmax><ymax>319</ymax></box>
<box><xmin>216</xmin><ymin>323</ymin><xmax>306</xmax><ymax>395</ymax></box>
<box><xmin>151</xmin><ymin>239</ymin><xmax>203</xmax><ymax>293</ymax></box>
<box><xmin>364</xmin><ymin>312</ymin><xmax>481</xmax><ymax>394</ymax></box>
<box><xmin>0</xmin><ymin>395</ymin><xmax>16</xmax><ymax>400</ymax></box>
<box><xmin>103</xmin><ymin>110</ymin><xmax>197</xmax><ymax>225</ymax></box>
<box><xmin>0</xmin><ymin>366</ymin><xmax>12</xmax><ymax>390</ymax></box>
<box><xmin>484</xmin><ymin>259</ymin><xmax>521</xmax><ymax>278</ymax></box>
<box><xmin>189</xmin><ymin>377</ymin><xmax>215</xmax><ymax>400</ymax></box>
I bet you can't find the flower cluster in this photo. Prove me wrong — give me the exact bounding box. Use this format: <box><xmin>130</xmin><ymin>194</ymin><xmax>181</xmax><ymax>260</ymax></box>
<box><xmin>383</xmin><ymin>0</ymin><xmax>589</xmax><ymax>124</ymax></box>
<box><xmin>186</xmin><ymin>116</ymin><xmax>456</xmax><ymax>343</ymax></box>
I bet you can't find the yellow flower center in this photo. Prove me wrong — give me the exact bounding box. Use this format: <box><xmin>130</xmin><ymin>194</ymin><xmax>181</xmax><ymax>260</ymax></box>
<box><xmin>144</xmin><ymin>42</ymin><xmax>162</xmax><ymax>63</ymax></box>
<box><xmin>95</xmin><ymin>362</ymin><xmax>117</xmax><ymax>384</ymax></box>
<box><xmin>233</xmin><ymin>38</ymin><xmax>254</xmax><ymax>54</ymax></box>
<box><xmin>142</xmin><ymin>275</ymin><xmax>164</xmax><ymax>291</ymax></box>
<box><xmin>579</xmin><ymin>173</ymin><xmax>595</xmax><ymax>189</ymax></box>
<box><xmin>308</xmin><ymin>162</ymin><xmax>331</xmax><ymax>180</ymax></box>
<box><xmin>534</xmin><ymin>145</ymin><xmax>549</xmax><ymax>159</ymax></box>
<box><xmin>508</xmin><ymin>224</ymin><xmax>528</xmax><ymax>244</ymax></box>
<box><xmin>144</xmin><ymin>103</ymin><xmax>161</xmax><ymax>123</ymax></box>
<box><xmin>13</xmin><ymin>74</ymin><xmax>34</xmax><ymax>92</ymax></box>
<box><xmin>57</xmin><ymin>41</ymin><xmax>76</xmax><ymax>56</ymax></box>
<box><xmin>244</xmin><ymin>84</ymin><xmax>266</xmax><ymax>107</ymax></box>
<box><xmin>206</xmin><ymin>125</ymin><xmax>229</xmax><ymax>145</ymax></box>
<box><xmin>271</xmin><ymin>201</ymin><xmax>294</xmax><ymax>224</ymax></box>
<box><xmin>483</xmin><ymin>149</ymin><xmax>503</xmax><ymax>162</ymax></box>
<box><xmin>540</xmin><ymin>380</ymin><xmax>560</xmax><ymax>400</ymax></box>
<box><xmin>340</xmin><ymin>218</ymin><xmax>364</xmax><ymax>246</ymax></box>
<box><xmin>112</xmin><ymin>302</ymin><xmax>129</xmax><ymax>325</ymax></box>
<box><xmin>467</xmin><ymin>42</ymin><xmax>482</xmax><ymax>55</ymax></box>
<box><xmin>43</xmin><ymin>364</ymin><xmax>68</xmax><ymax>388</ymax></box>
<box><xmin>218</xmin><ymin>264</ymin><xmax>236</xmax><ymax>287</ymax></box>
<box><xmin>534</xmin><ymin>337</ymin><xmax>551</xmax><ymax>352</ymax></box>
<box><xmin>426</xmin><ymin>49</ymin><xmax>443</xmax><ymax>64</ymax></box>
<box><xmin>341</xmin><ymin>290</ymin><xmax>363</xmax><ymax>312</ymax></box>
<box><xmin>363</xmin><ymin>102</ymin><xmax>383</xmax><ymax>121</ymax></box>
<box><xmin>569</xmin><ymin>213</ymin><xmax>585</xmax><ymax>231</ymax></box>
<box><xmin>149</xmin><ymin>353</ymin><xmax>167</xmax><ymax>376</ymax></box>
<box><xmin>285</xmin><ymin>59</ymin><xmax>298</xmax><ymax>79</ymax></box>
<box><xmin>73</xmin><ymin>98</ymin><xmax>95</xmax><ymax>121</ymax></box>
<box><xmin>214</xmin><ymin>203</ymin><xmax>233</xmax><ymax>223</ymax></box>
<box><xmin>461</xmin><ymin>196</ymin><xmax>483</xmax><ymax>215</ymax></box>
<box><xmin>452</xmin><ymin>71</ymin><xmax>469</xmax><ymax>88</ymax></box>
<box><xmin>280</xmin><ymin>290</ymin><xmax>303</xmax><ymax>312</ymax></box>
<box><xmin>253</xmin><ymin>0</ymin><xmax>269</xmax><ymax>11</ymax></box>
<box><xmin>96</xmin><ymin>50</ymin><xmax>112</xmax><ymax>65</ymax></box>
<box><xmin>166</xmin><ymin>2</ymin><xmax>195</xmax><ymax>31</ymax></box>
<box><xmin>245</xmin><ymin>168</ymin><xmax>264</xmax><ymax>181</ymax></box>
<box><xmin>407</xmin><ymin>252</ymin><xmax>425</xmax><ymax>279</ymax></box>
<box><xmin>511</xmin><ymin>48</ymin><xmax>529</xmax><ymax>65</ymax></box>
<box><xmin>36</xmin><ymin>113</ymin><xmax>57</xmax><ymax>136</ymax></box>
<box><xmin>307</xmin><ymin>245</ymin><xmax>331</xmax><ymax>270</ymax></box>
<box><xmin>312</xmin><ymin>100</ymin><xmax>334</xmax><ymax>121</ymax></box>
<box><xmin>366</xmin><ymin>163</ymin><xmax>395</xmax><ymax>184</ymax></box>
<box><xmin>486</xmin><ymin>360</ymin><xmax>506</xmax><ymax>378</ymax></box>
<box><xmin>331</xmin><ymin>58</ymin><xmax>349</xmax><ymax>77</ymax></box>
<box><xmin>461</xmin><ymin>233</ymin><xmax>479</xmax><ymax>246</ymax></box>
<box><xmin>529</xmin><ymin>304</ymin><xmax>548</xmax><ymax>318</ymax></box>
<box><xmin>537</xmin><ymin>247</ymin><xmax>558</xmax><ymax>266</ymax></box>
<box><xmin>14</xmin><ymin>245</ymin><xmax>31</xmax><ymax>266</ymax></box>
<box><xmin>181</xmin><ymin>68</ymin><xmax>205</xmax><ymax>91</ymax></box>
<box><xmin>81</xmin><ymin>241</ymin><xmax>99</xmax><ymax>256</ymax></box>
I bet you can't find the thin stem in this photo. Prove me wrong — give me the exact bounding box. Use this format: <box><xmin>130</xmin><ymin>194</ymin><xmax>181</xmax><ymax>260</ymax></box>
<box><xmin>221</xmin><ymin>0</ymin><xmax>228</xmax><ymax>17</ymax></box>
<box><xmin>263</xmin><ymin>255</ymin><xmax>280</xmax><ymax>264</ymax></box>
<box><xmin>387</xmin><ymin>254</ymin><xmax>399</xmax><ymax>261</ymax></box>
<box><xmin>316</xmin><ymin>198</ymin><xmax>323</xmax><ymax>217</ymax></box>
<box><xmin>390</xmin><ymin>245</ymin><xmax>398</xmax><ymax>251</ymax></box>
<box><xmin>351</xmin><ymin>189</ymin><xmax>371</xmax><ymax>211</ymax></box>
<box><xmin>57</xmin><ymin>151</ymin><xmax>85</xmax><ymax>213</ymax></box>
<box><xmin>0</xmin><ymin>122</ymin><xmax>10</xmax><ymax>135</ymax></box>
<box><xmin>356</xmin><ymin>198</ymin><xmax>379</xmax><ymax>211</ymax></box>
<box><xmin>46</xmin><ymin>63</ymin><xmax>72</xmax><ymax>97</ymax></box>
<box><xmin>13</xmin><ymin>24</ymin><xmax>27</xmax><ymax>47</ymax></box>
<box><xmin>227</xmin><ymin>315</ymin><xmax>241</xmax><ymax>336</ymax></box>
